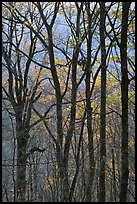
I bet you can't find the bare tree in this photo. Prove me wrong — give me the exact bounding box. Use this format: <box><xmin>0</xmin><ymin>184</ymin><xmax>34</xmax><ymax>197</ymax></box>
<box><xmin>2</xmin><ymin>2</ymin><xmax>44</xmax><ymax>201</ymax></box>
<box><xmin>99</xmin><ymin>2</ymin><xmax>107</xmax><ymax>202</ymax></box>
<box><xmin>119</xmin><ymin>2</ymin><xmax>131</xmax><ymax>202</ymax></box>
<box><xmin>2</xmin><ymin>2</ymin><xmax>135</xmax><ymax>202</ymax></box>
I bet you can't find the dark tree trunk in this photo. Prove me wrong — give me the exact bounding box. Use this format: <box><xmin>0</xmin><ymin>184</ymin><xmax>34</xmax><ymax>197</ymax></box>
<box><xmin>15</xmin><ymin>105</ymin><xmax>30</xmax><ymax>202</ymax></box>
<box><xmin>61</xmin><ymin>4</ymin><xmax>82</xmax><ymax>202</ymax></box>
<box><xmin>16</xmin><ymin>117</ymin><xmax>28</xmax><ymax>202</ymax></box>
<box><xmin>112</xmin><ymin>147</ymin><xmax>117</xmax><ymax>202</ymax></box>
<box><xmin>47</xmin><ymin>27</ymin><xmax>66</xmax><ymax>202</ymax></box>
<box><xmin>47</xmin><ymin>28</ymin><xmax>63</xmax><ymax>148</ymax></box>
<box><xmin>99</xmin><ymin>2</ymin><xmax>106</xmax><ymax>202</ymax></box>
<box><xmin>119</xmin><ymin>2</ymin><xmax>130</xmax><ymax>202</ymax></box>
<box><xmin>85</xmin><ymin>2</ymin><xmax>95</xmax><ymax>202</ymax></box>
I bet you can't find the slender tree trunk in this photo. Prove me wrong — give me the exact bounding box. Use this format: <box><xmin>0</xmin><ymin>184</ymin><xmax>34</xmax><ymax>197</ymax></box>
<box><xmin>112</xmin><ymin>147</ymin><xmax>117</xmax><ymax>202</ymax></box>
<box><xmin>85</xmin><ymin>3</ymin><xmax>95</xmax><ymax>202</ymax></box>
<box><xmin>47</xmin><ymin>28</ymin><xmax>63</xmax><ymax>148</ymax></box>
<box><xmin>119</xmin><ymin>2</ymin><xmax>130</xmax><ymax>202</ymax></box>
<box><xmin>61</xmin><ymin>5</ymin><xmax>82</xmax><ymax>202</ymax></box>
<box><xmin>99</xmin><ymin>2</ymin><xmax>106</xmax><ymax>202</ymax></box>
<box><xmin>47</xmin><ymin>27</ymin><xmax>66</xmax><ymax>202</ymax></box>
<box><xmin>69</xmin><ymin>112</ymin><xmax>86</xmax><ymax>202</ymax></box>
<box><xmin>61</xmin><ymin>50</ymin><xmax>78</xmax><ymax>202</ymax></box>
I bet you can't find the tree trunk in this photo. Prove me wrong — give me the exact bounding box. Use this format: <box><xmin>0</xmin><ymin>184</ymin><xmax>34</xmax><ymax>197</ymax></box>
<box><xmin>15</xmin><ymin>106</ymin><xmax>30</xmax><ymax>202</ymax></box>
<box><xmin>99</xmin><ymin>2</ymin><xmax>106</xmax><ymax>202</ymax></box>
<box><xmin>16</xmin><ymin>119</ymin><xmax>28</xmax><ymax>202</ymax></box>
<box><xmin>112</xmin><ymin>147</ymin><xmax>117</xmax><ymax>202</ymax></box>
<box><xmin>85</xmin><ymin>3</ymin><xmax>95</xmax><ymax>202</ymax></box>
<box><xmin>47</xmin><ymin>28</ymin><xmax>63</xmax><ymax>148</ymax></box>
<box><xmin>119</xmin><ymin>2</ymin><xmax>130</xmax><ymax>202</ymax></box>
<box><xmin>47</xmin><ymin>27</ymin><xmax>66</xmax><ymax>202</ymax></box>
<box><xmin>61</xmin><ymin>5</ymin><xmax>82</xmax><ymax>202</ymax></box>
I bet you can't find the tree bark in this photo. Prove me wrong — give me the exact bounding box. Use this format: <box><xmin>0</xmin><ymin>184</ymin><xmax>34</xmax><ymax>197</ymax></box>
<box><xmin>112</xmin><ymin>147</ymin><xmax>117</xmax><ymax>202</ymax></box>
<box><xmin>16</xmin><ymin>115</ymin><xmax>28</xmax><ymax>202</ymax></box>
<box><xmin>119</xmin><ymin>2</ymin><xmax>130</xmax><ymax>202</ymax></box>
<box><xmin>99</xmin><ymin>2</ymin><xmax>106</xmax><ymax>202</ymax></box>
<box><xmin>85</xmin><ymin>2</ymin><xmax>95</xmax><ymax>202</ymax></box>
<box><xmin>46</xmin><ymin>27</ymin><xmax>65</xmax><ymax>202</ymax></box>
<box><xmin>61</xmin><ymin>4</ymin><xmax>82</xmax><ymax>202</ymax></box>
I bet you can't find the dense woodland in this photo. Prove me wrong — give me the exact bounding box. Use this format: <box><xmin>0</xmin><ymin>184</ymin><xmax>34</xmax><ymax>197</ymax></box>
<box><xmin>2</xmin><ymin>2</ymin><xmax>135</xmax><ymax>202</ymax></box>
